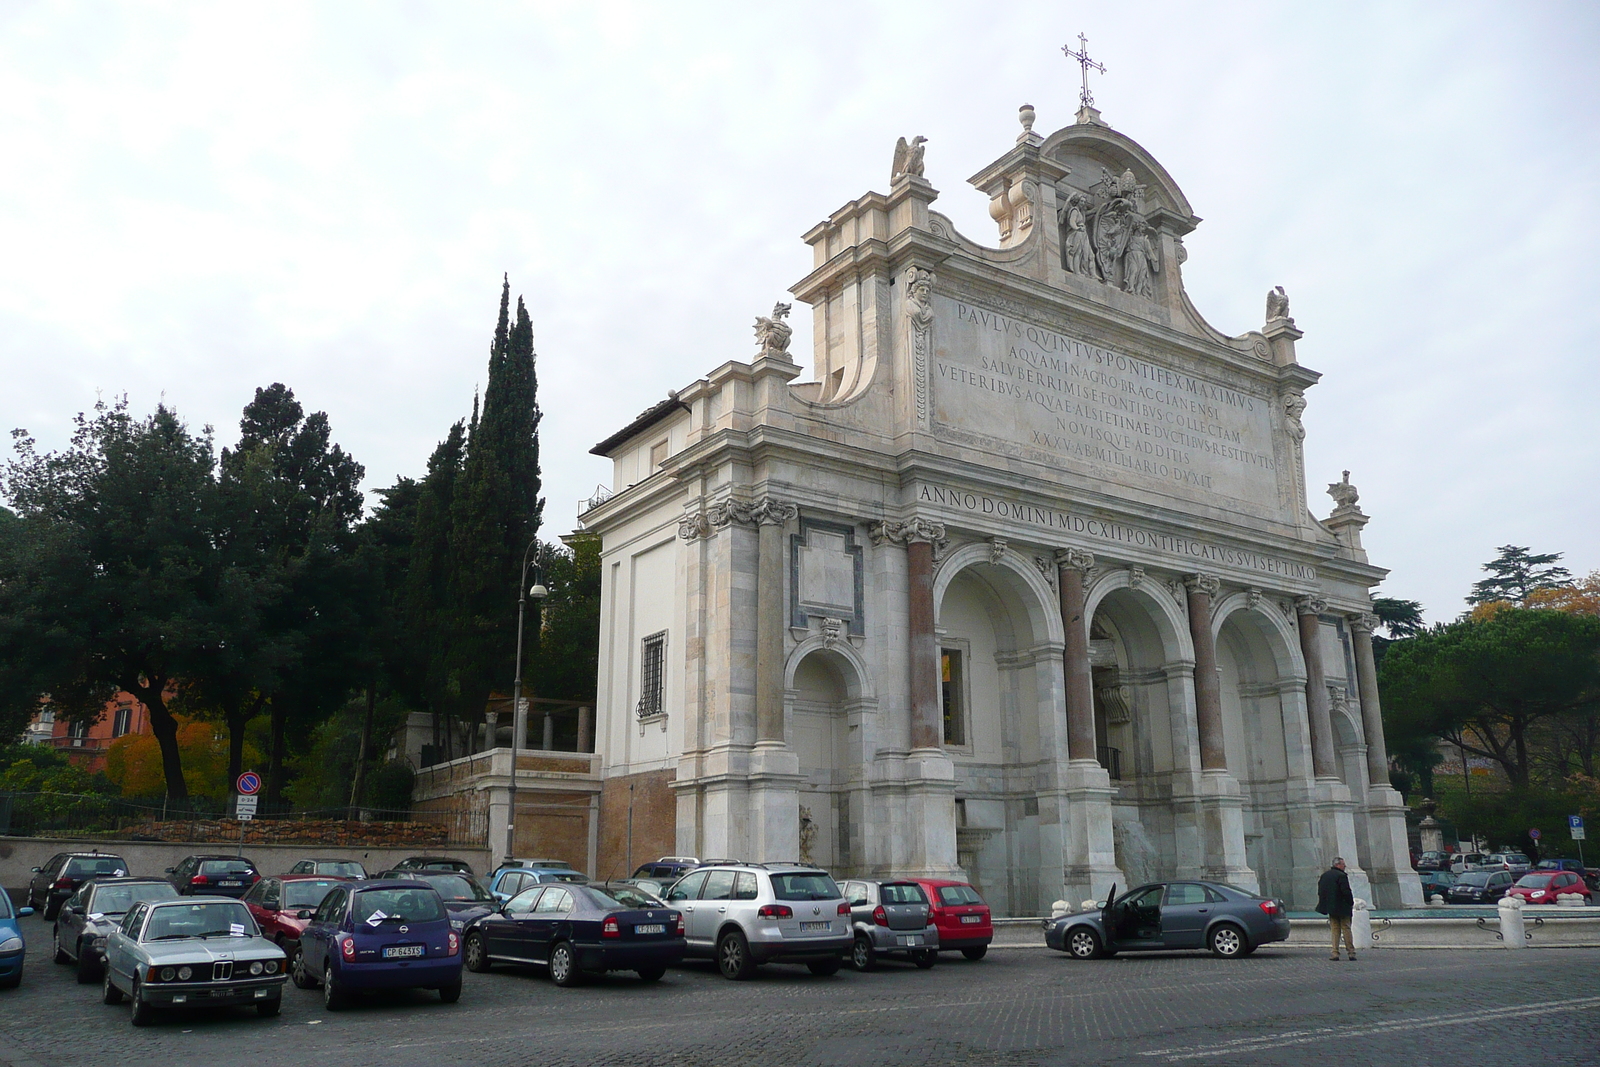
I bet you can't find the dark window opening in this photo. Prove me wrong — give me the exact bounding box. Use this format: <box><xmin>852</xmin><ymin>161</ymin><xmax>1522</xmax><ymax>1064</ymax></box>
<box><xmin>941</xmin><ymin>649</ymin><xmax>964</xmax><ymax>746</ymax></box>
<box><xmin>637</xmin><ymin>631</ymin><xmax>667</xmax><ymax>719</ymax></box>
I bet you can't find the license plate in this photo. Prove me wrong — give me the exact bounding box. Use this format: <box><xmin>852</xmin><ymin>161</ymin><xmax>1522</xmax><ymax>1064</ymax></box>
<box><xmin>799</xmin><ymin>921</ymin><xmax>829</xmax><ymax>932</ymax></box>
<box><xmin>897</xmin><ymin>935</ymin><xmax>923</xmax><ymax>946</ymax></box>
<box><xmin>960</xmin><ymin>915</ymin><xmax>981</xmax><ymax>924</ymax></box>
<box><xmin>219</xmin><ymin>881</ymin><xmax>241</xmax><ymax>887</ymax></box>
<box><xmin>634</xmin><ymin>924</ymin><xmax>665</xmax><ymax>935</ymax></box>
<box><xmin>382</xmin><ymin>945</ymin><xmax>425</xmax><ymax>959</ymax></box>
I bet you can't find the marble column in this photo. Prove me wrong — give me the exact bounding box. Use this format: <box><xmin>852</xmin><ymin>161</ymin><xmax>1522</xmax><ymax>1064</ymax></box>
<box><xmin>753</xmin><ymin>500</ymin><xmax>796</xmax><ymax>744</ymax></box>
<box><xmin>576</xmin><ymin>706</ymin><xmax>592</xmax><ymax>754</ymax></box>
<box><xmin>1347</xmin><ymin>613</ymin><xmax>1390</xmax><ymax>785</ymax></box>
<box><xmin>1296</xmin><ymin>597</ymin><xmax>1337</xmax><ymax>779</ymax></box>
<box><xmin>1056</xmin><ymin>548</ymin><xmax>1096</xmax><ymax>762</ymax></box>
<box><xmin>1348</xmin><ymin>611</ymin><xmax>1425</xmax><ymax>907</ymax></box>
<box><xmin>907</xmin><ymin>534</ymin><xmax>941</xmax><ymax>750</ymax></box>
<box><xmin>1184</xmin><ymin>574</ymin><xmax>1227</xmax><ymax>771</ymax></box>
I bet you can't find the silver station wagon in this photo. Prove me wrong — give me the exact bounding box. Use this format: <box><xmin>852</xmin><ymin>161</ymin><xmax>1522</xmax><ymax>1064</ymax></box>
<box><xmin>101</xmin><ymin>897</ymin><xmax>287</xmax><ymax>1026</ymax></box>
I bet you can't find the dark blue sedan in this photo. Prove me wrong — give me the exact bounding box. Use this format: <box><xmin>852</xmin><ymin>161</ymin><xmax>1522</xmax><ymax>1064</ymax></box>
<box><xmin>463</xmin><ymin>883</ymin><xmax>685</xmax><ymax>985</ymax></box>
<box><xmin>292</xmin><ymin>880</ymin><xmax>462</xmax><ymax>1010</ymax></box>
<box><xmin>1045</xmin><ymin>881</ymin><xmax>1290</xmax><ymax>959</ymax></box>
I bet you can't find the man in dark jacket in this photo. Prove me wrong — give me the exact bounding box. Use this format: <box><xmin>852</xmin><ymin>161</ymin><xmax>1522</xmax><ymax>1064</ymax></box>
<box><xmin>1316</xmin><ymin>857</ymin><xmax>1356</xmax><ymax>960</ymax></box>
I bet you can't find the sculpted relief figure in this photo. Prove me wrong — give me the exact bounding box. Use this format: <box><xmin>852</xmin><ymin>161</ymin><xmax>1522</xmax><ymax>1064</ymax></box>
<box><xmin>754</xmin><ymin>301</ymin><xmax>793</xmax><ymax>358</ymax></box>
<box><xmin>1059</xmin><ymin>194</ymin><xmax>1098</xmax><ymax>278</ymax></box>
<box><xmin>1121</xmin><ymin>219</ymin><xmax>1159</xmax><ymax>299</ymax></box>
<box><xmin>1282</xmin><ymin>390</ymin><xmax>1307</xmax><ymax>442</ymax></box>
<box><xmin>1327</xmin><ymin>470</ymin><xmax>1360</xmax><ymax>510</ymax></box>
<box><xmin>891</xmin><ymin>135</ymin><xmax>927</xmax><ymax>182</ymax></box>
<box><xmin>905</xmin><ymin>266</ymin><xmax>936</xmax><ymax>331</ymax></box>
<box><xmin>1056</xmin><ymin>164</ymin><xmax>1163</xmax><ymax>299</ymax></box>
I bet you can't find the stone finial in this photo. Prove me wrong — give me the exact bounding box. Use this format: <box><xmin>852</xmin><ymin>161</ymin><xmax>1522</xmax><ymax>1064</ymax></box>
<box><xmin>1327</xmin><ymin>470</ymin><xmax>1361</xmax><ymax>512</ymax></box>
<box><xmin>1295</xmin><ymin>595</ymin><xmax>1328</xmax><ymax>617</ymax></box>
<box><xmin>891</xmin><ymin>135</ymin><xmax>928</xmax><ymax>183</ymax></box>
<box><xmin>1017</xmin><ymin>103</ymin><xmax>1040</xmax><ymax>145</ymax></box>
<box><xmin>753</xmin><ymin>302</ymin><xmax>793</xmax><ymax>360</ymax></box>
<box><xmin>1055</xmin><ymin>547</ymin><xmax>1095</xmax><ymax>573</ymax></box>
<box><xmin>1184</xmin><ymin>573</ymin><xmax>1222</xmax><ymax>598</ymax></box>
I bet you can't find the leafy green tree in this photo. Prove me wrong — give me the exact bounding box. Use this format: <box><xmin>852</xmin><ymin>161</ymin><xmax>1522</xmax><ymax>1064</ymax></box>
<box><xmin>1381</xmin><ymin>609</ymin><xmax>1600</xmax><ymax>788</ymax></box>
<box><xmin>531</xmin><ymin>534</ymin><xmax>601</xmax><ymax>703</ymax></box>
<box><xmin>1467</xmin><ymin>545</ymin><xmax>1573</xmax><ymax>606</ymax></box>
<box><xmin>1372</xmin><ymin>597</ymin><xmax>1424</xmax><ymax>639</ymax></box>
<box><xmin>1</xmin><ymin>400</ymin><xmax>220</xmax><ymax>801</ymax></box>
<box><xmin>403</xmin><ymin>422</ymin><xmax>467</xmax><ymax>759</ymax></box>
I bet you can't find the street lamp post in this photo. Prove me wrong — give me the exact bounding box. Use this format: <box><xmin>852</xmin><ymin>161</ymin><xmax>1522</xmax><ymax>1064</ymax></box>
<box><xmin>505</xmin><ymin>540</ymin><xmax>548</xmax><ymax>864</ymax></box>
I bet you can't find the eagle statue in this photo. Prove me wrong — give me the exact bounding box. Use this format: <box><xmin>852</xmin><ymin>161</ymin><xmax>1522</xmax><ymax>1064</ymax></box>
<box><xmin>891</xmin><ymin>135</ymin><xmax>927</xmax><ymax>183</ymax></box>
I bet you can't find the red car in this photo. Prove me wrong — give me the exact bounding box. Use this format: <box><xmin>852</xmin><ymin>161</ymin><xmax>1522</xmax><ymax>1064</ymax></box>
<box><xmin>1506</xmin><ymin>870</ymin><xmax>1593</xmax><ymax>906</ymax></box>
<box><xmin>914</xmin><ymin>879</ymin><xmax>993</xmax><ymax>960</ymax></box>
<box><xmin>242</xmin><ymin>875</ymin><xmax>349</xmax><ymax>965</ymax></box>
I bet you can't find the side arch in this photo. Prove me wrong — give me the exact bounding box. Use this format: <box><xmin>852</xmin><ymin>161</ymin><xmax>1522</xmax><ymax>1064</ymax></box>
<box><xmin>931</xmin><ymin>542</ymin><xmax>1064</xmax><ymax>646</ymax></box>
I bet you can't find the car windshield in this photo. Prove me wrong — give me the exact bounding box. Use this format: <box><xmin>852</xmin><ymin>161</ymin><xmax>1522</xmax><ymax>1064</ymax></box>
<box><xmin>284</xmin><ymin>880</ymin><xmax>343</xmax><ymax>908</ymax></box>
<box><xmin>92</xmin><ymin>883</ymin><xmax>177</xmax><ymax>914</ymax></box>
<box><xmin>199</xmin><ymin>860</ymin><xmax>256</xmax><ymax>876</ymax></box>
<box><xmin>937</xmin><ymin>885</ymin><xmax>984</xmax><ymax>906</ymax></box>
<box><xmin>417</xmin><ymin>875</ymin><xmax>493</xmax><ymax>902</ymax></box>
<box><xmin>769</xmin><ymin>872</ymin><xmax>842</xmax><ymax>901</ymax></box>
<box><xmin>64</xmin><ymin>857</ymin><xmax>128</xmax><ymax>879</ymax></box>
<box><xmin>144</xmin><ymin>902</ymin><xmax>256</xmax><ymax>941</ymax></box>
<box><xmin>314</xmin><ymin>862</ymin><xmax>366</xmax><ymax>878</ymax></box>
<box><xmin>355</xmin><ymin>888</ymin><xmax>446</xmax><ymax>924</ymax></box>
<box><xmin>1458</xmin><ymin>873</ymin><xmax>1491</xmax><ymax>886</ymax></box>
<box><xmin>882</xmin><ymin>883</ymin><xmax>928</xmax><ymax>905</ymax></box>
<box><xmin>593</xmin><ymin>886</ymin><xmax>661</xmax><ymax>909</ymax></box>
<box><xmin>1506</xmin><ymin>854</ymin><xmax>1530</xmax><ymax>865</ymax></box>
<box><xmin>1516</xmin><ymin>874</ymin><xmax>1556</xmax><ymax>888</ymax></box>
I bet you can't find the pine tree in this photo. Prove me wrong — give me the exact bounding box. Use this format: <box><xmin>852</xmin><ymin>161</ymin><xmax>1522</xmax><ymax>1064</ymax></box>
<box><xmin>1467</xmin><ymin>545</ymin><xmax>1573</xmax><ymax>606</ymax></box>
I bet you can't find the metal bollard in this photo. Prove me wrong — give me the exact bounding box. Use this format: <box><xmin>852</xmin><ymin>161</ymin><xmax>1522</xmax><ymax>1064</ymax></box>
<box><xmin>1497</xmin><ymin>896</ymin><xmax>1526</xmax><ymax>949</ymax></box>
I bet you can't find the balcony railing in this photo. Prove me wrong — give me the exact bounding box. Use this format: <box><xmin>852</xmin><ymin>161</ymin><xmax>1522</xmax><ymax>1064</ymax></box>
<box><xmin>1097</xmin><ymin>745</ymin><xmax>1123</xmax><ymax>781</ymax></box>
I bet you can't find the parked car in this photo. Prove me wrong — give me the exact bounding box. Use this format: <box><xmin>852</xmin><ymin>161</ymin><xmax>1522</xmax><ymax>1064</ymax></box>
<box><xmin>1483</xmin><ymin>852</ymin><xmax>1532</xmax><ymax>875</ymax></box>
<box><xmin>286</xmin><ymin>859</ymin><xmax>368</xmax><ymax>878</ymax></box>
<box><xmin>666</xmin><ymin>863</ymin><xmax>851</xmax><ymax>979</ymax></box>
<box><xmin>241</xmin><ymin>875</ymin><xmax>349</xmax><ymax>968</ymax></box>
<box><xmin>463</xmin><ymin>882</ymin><xmax>686</xmax><ymax>984</ymax></box>
<box><xmin>1534</xmin><ymin>859</ymin><xmax>1587</xmax><ymax>873</ymax></box>
<box><xmin>841</xmin><ymin>879</ymin><xmax>939</xmax><ymax>971</ymax></box>
<box><xmin>292</xmin><ymin>879</ymin><xmax>462</xmax><ymax>1009</ymax></box>
<box><xmin>588</xmin><ymin>882</ymin><xmax>667</xmax><ymax>909</ymax></box>
<box><xmin>390</xmin><ymin>856</ymin><xmax>476</xmax><ymax>876</ymax></box>
<box><xmin>0</xmin><ymin>890</ymin><xmax>34</xmax><ymax>989</ymax></box>
<box><xmin>1046</xmin><ymin>881</ymin><xmax>1290</xmax><ymax>959</ymax></box>
<box><xmin>54</xmin><ymin>877</ymin><xmax>179</xmax><ymax>982</ymax></box>
<box><xmin>165</xmin><ymin>855</ymin><xmax>260</xmax><ymax>898</ymax></box>
<box><xmin>1414</xmin><ymin>851</ymin><xmax>1450</xmax><ymax>871</ymax></box>
<box><xmin>377</xmin><ymin>870</ymin><xmax>496</xmax><ymax>929</ymax></box>
<box><xmin>914</xmin><ymin>879</ymin><xmax>994</xmax><ymax>960</ymax></box>
<box><xmin>101</xmin><ymin>897</ymin><xmax>287</xmax><ymax>1025</ymax></box>
<box><xmin>488</xmin><ymin>857</ymin><xmax>579</xmax><ymax>878</ymax></box>
<box><xmin>620</xmin><ymin>877</ymin><xmax>671</xmax><ymax>901</ymax></box>
<box><xmin>485</xmin><ymin>865</ymin><xmax>588</xmax><ymax>904</ymax></box>
<box><xmin>1506</xmin><ymin>870</ymin><xmax>1592</xmax><ymax>906</ymax></box>
<box><xmin>1446</xmin><ymin>870</ymin><xmax>1515</xmax><ymax>904</ymax></box>
<box><xmin>26</xmin><ymin>852</ymin><xmax>130</xmax><ymax>920</ymax></box>
<box><xmin>630</xmin><ymin>857</ymin><xmax>702</xmax><ymax>883</ymax></box>
<box><xmin>1449</xmin><ymin>852</ymin><xmax>1488</xmax><ymax>874</ymax></box>
<box><xmin>1417</xmin><ymin>870</ymin><xmax>1458</xmax><ymax>898</ymax></box>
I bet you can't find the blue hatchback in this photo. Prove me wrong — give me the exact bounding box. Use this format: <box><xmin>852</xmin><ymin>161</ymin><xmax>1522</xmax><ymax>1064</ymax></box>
<box><xmin>292</xmin><ymin>880</ymin><xmax>462</xmax><ymax>1010</ymax></box>
<box><xmin>1</xmin><ymin>890</ymin><xmax>35</xmax><ymax>989</ymax></box>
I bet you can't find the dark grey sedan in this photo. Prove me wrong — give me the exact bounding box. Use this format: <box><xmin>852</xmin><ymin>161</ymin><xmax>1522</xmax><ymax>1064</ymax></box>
<box><xmin>1045</xmin><ymin>881</ymin><xmax>1290</xmax><ymax>959</ymax></box>
<box><xmin>54</xmin><ymin>878</ymin><xmax>179</xmax><ymax>982</ymax></box>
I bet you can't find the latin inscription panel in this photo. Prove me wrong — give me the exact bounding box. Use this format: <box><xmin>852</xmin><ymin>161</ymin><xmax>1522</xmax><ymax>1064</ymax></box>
<box><xmin>932</xmin><ymin>296</ymin><xmax>1282</xmax><ymax>513</ymax></box>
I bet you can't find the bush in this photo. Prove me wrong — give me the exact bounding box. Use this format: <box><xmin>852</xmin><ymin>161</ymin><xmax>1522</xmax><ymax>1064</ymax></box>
<box><xmin>364</xmin><ymin>762</ymin><xmax>415</xmax><ymax>812</ymax></box>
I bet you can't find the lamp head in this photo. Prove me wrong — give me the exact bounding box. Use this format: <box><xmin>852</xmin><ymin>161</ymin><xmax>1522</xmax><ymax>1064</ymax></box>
<box><xmin>529</xmin><ymin>583</ymin><xmax>549</xmax><ymax>600</ymax></box>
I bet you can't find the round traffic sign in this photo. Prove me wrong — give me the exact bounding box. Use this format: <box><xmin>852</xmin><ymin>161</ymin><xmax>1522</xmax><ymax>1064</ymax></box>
<box><xmin>236</xmin><ymin>771</ymin><xmax>262</xmax><ymax>796</ymax></box>
<box><xmin>1528</xmin><ymin>828</ymin><xmax>1541</xmax><ymax>840</ymax></box>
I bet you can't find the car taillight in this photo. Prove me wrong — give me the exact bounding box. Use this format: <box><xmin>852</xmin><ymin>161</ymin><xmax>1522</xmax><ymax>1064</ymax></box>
<box><xmin>190</xmin><ymin>875</ymin><xmax>208</xmax><ymax>885</ymax></box>
<box><xmin>602</xmin><ymin>917</ymin><xmax>620</xmax><ymax>938</ymax></box>
<box><xmin>757</xmin><ymin>904</ymin><xmax>792</xmax><ymax>920</ymax></box>
<box><xmin>838</xmin><ymin>902</ymin><xmax>852</xmax><ymax>916</ymax></box>
<box><xmin>674</xmin><ymin>913</ymin><xmax>685</xmax><ymax>935</ymax></box>
<box><xmin>872</xmin><ymin>905</ymin><xmax>888</xmax><ymax>926</ymax></box>
<box><xmin>53</xmin><ymin>877</ymin><xmax>73</xmax><ymax>889</ymax></box>
<box><xmin>340</xmin><ymin>937</ymin><xmax>355</xmax><ymax>960</ymax></box>
<box><xmin>447</xmin><ymin>932</ymin><xmax>459</xmax><ymax>956</ymax></box>
<box><xmin>1259</xmin><ymin>900</ymin><xmax>1280</xmax><ymax>915</ymax></box>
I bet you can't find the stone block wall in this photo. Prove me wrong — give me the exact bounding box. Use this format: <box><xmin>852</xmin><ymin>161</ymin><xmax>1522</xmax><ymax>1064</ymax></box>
<box><xmin>597</xmin><ymin>769</ymin><xmax>677</xmax><ymax>880</ymax></box>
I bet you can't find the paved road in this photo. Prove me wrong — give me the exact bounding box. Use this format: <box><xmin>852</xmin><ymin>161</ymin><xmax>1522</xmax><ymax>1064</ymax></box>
<box><xmin>1</xmin><ymin>912</ymin><xmax>1596</xmax><ymax>1067</ymax></box>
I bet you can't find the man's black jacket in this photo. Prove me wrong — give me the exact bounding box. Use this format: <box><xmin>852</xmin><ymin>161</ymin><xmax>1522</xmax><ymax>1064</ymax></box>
<box><xmin>1316</xmin><ymin>866</ymin><xmax>1354</xmax><ymax>918</ymax></box>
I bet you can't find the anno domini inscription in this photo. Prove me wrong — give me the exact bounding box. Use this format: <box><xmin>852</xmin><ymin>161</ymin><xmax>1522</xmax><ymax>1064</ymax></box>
<box><xmin>932</xmin><ymin>297</ymin><xmax>1281</xmax><ymax>511</ymax></box>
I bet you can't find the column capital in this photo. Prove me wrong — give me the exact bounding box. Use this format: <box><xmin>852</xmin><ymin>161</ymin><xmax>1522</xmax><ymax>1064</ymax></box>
<box><xmin>1184</xmin><ymin>572</ymin><xmax>1222</xmax><ymax>597</ymax></box>
<box><xmin>708</xmin><ymin>498</ymin><xmax>756</xmax><ymax>528</ymax></box>
<box><xmin>1295</xmin><ymin>594</ymin><xmax>1328</xmax><ymax>617</ymax></box>
<box><xmin>678</xmin><ymin>510</ymin><xmax>712</xmax><ymax>542</ymax></box>
<box><xmin>751</xmin><ymin>499</ymin><xmax>798</xmax><ymax>526</ymax></box>
<box><xmin>1346</xmin><ymin>611</ymin><xmax>1381</xmax><ymax>634</ymax></box>
<box><xmin>1055</xmin><ymin>547</ymin><xmax>1095</xmax><ymax>572</ymax></box>
<box><xmin>870</xmin><ymin>517</ymin><xmax>946</xmax><ymax>547</ymax></box>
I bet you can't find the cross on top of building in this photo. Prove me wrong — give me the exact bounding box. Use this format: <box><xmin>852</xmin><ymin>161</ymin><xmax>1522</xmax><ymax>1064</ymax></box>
<box><xmin>1062</xmin><ymin>32</ymin><xmax>1107</xmax><ymax>112</ymax></box>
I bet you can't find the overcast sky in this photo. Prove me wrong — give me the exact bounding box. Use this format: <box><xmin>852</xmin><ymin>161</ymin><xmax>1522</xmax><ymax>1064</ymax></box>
<box><xmin>1</xmin><ymin>1</ymin><xmax>1594</xmax><ymax>622</ymax></box>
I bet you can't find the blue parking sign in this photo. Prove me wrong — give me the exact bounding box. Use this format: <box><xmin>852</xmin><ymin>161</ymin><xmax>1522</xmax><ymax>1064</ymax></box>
<box><xmin>1571</xmin><ymin>815</ymin><xmax>1585</xmax><ymax>830</ymax></box>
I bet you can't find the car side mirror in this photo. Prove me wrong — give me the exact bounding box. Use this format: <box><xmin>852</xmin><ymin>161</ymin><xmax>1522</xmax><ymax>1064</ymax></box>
<box><xmin>164</xmin><ymin>867</ymin><xmax>175</xmax><ymax>875</ymax></box>
<box><xmin>18</xmin><ymin>907</ymin><xmax>33</xmax><ymax>917</ymax></box>
<box><xmin>297</xmin><ymin>910</ymin><xmax>314</xmax><ymax>920</ymax></box>
<box><xmin>30</xmin><ymin>867</ymin><xmax>41</xmax><ymax>873</ymax></box>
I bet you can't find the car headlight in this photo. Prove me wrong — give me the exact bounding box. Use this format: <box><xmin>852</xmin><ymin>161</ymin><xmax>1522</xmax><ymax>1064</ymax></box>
<box><xmin>160</xmin><ymin>967</ymin><xmax>176</xmax><ymax>981</ymax></box>
<box><xmin>177</xmin><ymin>966</ymin><xmax>193</xmax><ymax>980</ymax></box>
<box><xmin>249</xmin><ymin>961</ymin><xmax>263</xmax><ymax>975</ymax></box>
<box><xmin>0</xmin><ymin>937</ymin><xmax>22</xmax><ymax>953</ymax></box>
<box><xmin>450</xmin><ymin>919</ymin><xmax>464</xmax><ymax>930</ymax></box>
<box><xmin>265</xmin><ymin>960</ymin><xmax>280</xmax><ymax>974</ymax></box>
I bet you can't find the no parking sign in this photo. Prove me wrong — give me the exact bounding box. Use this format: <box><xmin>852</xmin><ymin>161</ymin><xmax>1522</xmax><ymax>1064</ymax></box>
<box><xmin>236</xmin><ymin>771</ymin><xmax>262</xmax><ymax>795</ymax></box>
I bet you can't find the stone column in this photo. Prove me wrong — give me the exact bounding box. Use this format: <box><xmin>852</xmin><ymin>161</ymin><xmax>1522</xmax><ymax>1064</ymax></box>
<box><xmin>1348</xmin><ymin>610</ymin><xmax>1425</xmax><ymax>908</ymax></box>
<box><xmin>1056</xmin><ymin>549</ymin><xmax>1096</xmax><ymax>762</ymax></box>
<box><xmin>1296</xmin><ymin>597</ymin><xmax>1337</xmax><ymax>779</ymax></box>
<box><xmin>1184</xmin><ymin>574</ymin><xmax>1227</xmax><ymax>771</ymax></box>
<box><xmin>576</xmin><ymin>706</ymin><xmax>593</xmax><ymax>754</ymax></box>
<box><xmin>907</xmin><ymin>531</ymin><xmax>942</xmax><ymax>750</ymax></box>
<box><xmin>1347</xmin><ymin>613</ymin><xmax>1390</xmax><ymax>785</ymax></box>
<box><xmin>753</xmin><ymin>499</ymin><xmax>797</xmax><ymax>744</ymax></box>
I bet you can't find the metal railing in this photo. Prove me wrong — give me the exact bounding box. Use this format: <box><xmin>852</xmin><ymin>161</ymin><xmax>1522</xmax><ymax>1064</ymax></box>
<box><xmin>1097</xmin><ymin>745</ymin><xmax>1123</xmax><ymax>781</ymax></box>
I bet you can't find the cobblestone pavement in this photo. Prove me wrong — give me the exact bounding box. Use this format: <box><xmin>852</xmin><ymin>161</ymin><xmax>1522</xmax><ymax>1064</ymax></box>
<box><xmin>1</xmin><ymin>912</ymin><xmax>1596</xmax><ymax>1067</ymax></box>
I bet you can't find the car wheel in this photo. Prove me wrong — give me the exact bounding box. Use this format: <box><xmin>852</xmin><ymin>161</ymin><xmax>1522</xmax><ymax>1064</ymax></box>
<box><xmin>464</xmin><ymin>932</ymin><xmax>490</xmax><ymax>973</ymax></box>
<box><xmin>323</xmin><ymin>962</ymin><xmax>349</xmax><ymax>1011</ymax></box>
<box><xmin>52</xmin><ymin>927</ymin><xmax>70</xmax><ymax>964</ymax></box>
<box><xmin>913</xmin><ymin>950</ymin><xmax>937</xmax><ymax>969</ymax></box>
<box><xmin>257</xmin><ymin>998</ymin><xmax>281</xmax><ymax>1018</ymax></box>
<box><xmin>1065</xmin><ymin>926</ymin><xmax>1102</xmax><ymax>960</ymax></box>
<box><xmin>808</xmin><ymin>958</ymin><xmax>842</xmax><ymax>976</ymax></box>
<box><xmin>960</xmin><ymin>945</ymin><xmax>988</xmax><ymax>961</ymax></box>
<box><xmin>636</xmin><ymin>965</ymin><xmax>666</xmax><ymax>982</ymax></box>
<box><xmin>102</xmin><ymin>968</ymin><xmax>124</xmax><ymax>1004</ymax></box>
<box><xmin>548</xmin><ymin>941</ymin><xmax>583</xmax><ymax>987</ymax></box>
<box><xmin>850</xmin><ymin>935</ymin><xmax>877</xmax><ymax>972</ymax></box>
<box><xmin>291</xmin><ymin>948</ymin><xmax>318</xmax><ymax>989</ymax></box>
<box><xmin>1208</xmin><ymin>923</ymin><xmax>1247</xmax><ymax>959</ymax></box>
<box><xmin>437</xmin><ymin>979</ymin><xmax>462</xmax><ymax>1004</ymax></box>
<box><xmin>76</xmin><ymin>945</ymin><xmax>100</xmax><ymax>984</ymax></box>
<box><xmin>129</xmin><ymin>978</ymin><xmax>153</xmax><ymax>1027</ymax></box>
<box><xmin>716</xmin><ymin>929</ymin><xmax>756</xmax><ymax>981</ymax></box>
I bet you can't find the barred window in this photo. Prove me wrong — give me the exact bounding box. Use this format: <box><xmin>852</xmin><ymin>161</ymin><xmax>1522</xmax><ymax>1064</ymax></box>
<box><xmin>636</xmin><ymin>631</ymin><xmax>667</xmax><ymax>719</ymax></box>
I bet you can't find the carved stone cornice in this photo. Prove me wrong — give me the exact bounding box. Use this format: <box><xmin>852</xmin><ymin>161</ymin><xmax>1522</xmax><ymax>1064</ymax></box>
<box><xmin>1054</xmin><ymin>548</ymin><xmax>1095</xmax><ymax>573</ymax></box>
<box><xmin>705</xmin><ymin>496</ymin><xmax>796</xmax><ymax>529</ymax></box>
<box><xmin>1184</xmin><ymin>573</ymin><xmax>1222</xmax><ymax>598</ymax></box>
<box><xmin>1295</xmin><ymin>595</ymin><xmax>1328</xmax><ymax>617</ymax></box>
<box><xmin>1347</xmin><ymin>612</ymin><xmax>1380</xmax><ymax>635</ymax></box>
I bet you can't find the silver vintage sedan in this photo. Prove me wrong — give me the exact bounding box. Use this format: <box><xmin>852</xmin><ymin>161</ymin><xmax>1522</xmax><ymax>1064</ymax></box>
<box><xmin>102</xmin><ymin>897</ymin><xmax>288</xmax><ymax>1025</ymax></box>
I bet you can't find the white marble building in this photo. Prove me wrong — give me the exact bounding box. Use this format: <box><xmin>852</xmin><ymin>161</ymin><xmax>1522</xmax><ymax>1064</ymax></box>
<box><xmin>580</xmin><ymin>101</ymin><xmax>1423</xmax><ymax>915</ymax></box>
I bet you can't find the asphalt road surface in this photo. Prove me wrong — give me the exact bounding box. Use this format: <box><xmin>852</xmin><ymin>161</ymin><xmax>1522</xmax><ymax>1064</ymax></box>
<box><xmin>1</xmin><ymin>911</ymin><xmax>1596</xmax><ymax>1067</ymax></box>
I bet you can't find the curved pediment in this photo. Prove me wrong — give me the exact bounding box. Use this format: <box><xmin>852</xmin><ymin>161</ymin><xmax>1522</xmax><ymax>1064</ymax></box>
<box><xmin>1039</xmin><ymin>122</ymin><xmax>1197</xmax><ymax>230</ymax></box>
